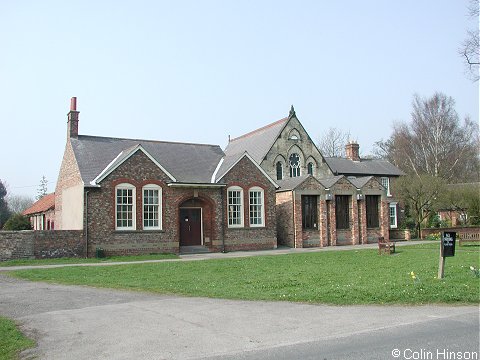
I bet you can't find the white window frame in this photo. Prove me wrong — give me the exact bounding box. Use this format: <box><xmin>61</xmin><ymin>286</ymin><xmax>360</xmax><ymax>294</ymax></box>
<box><xmin>115</xmin><ymin>183</ymin><xmax>136</xmax><ymax>230</ymax></box>
<box><xmin>142</xmin><ymin>184</ymin><xmax>162</xmax><ymax>230</ymax></box>
<box><xmin>389</xmin><ymin>202</ymin><xmax>397</xmax><ymax>229</ymax></box>
<box><xmin>249</xmin><ymin>187</ymin><xmax>265</xmax><ymax>227</ymax></box>
<box><xmin>381</xmin><ymin>177</ymin><xmax>391</xmax><ymax>197</ymax></box>
<box><xmin>227</xmin><ymin>186</ymin><xmax>244</xmax><ymax>228</ymax></box>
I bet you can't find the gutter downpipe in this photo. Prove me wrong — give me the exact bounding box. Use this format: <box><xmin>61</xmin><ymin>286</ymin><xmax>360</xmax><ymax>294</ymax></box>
<box><xmin>85</xmin><ymin>190</ymin><xmax>89</xmax><ymax>258</ymax></box>
<box><xmin>292</xmin><ymin>190</ymin><xmax>297</xmax><ymax>248</ymax></box>
<box><xmin>221</xmin><ymin>188</ymin><xmax>226</xmax><ymax>253</ymax></box>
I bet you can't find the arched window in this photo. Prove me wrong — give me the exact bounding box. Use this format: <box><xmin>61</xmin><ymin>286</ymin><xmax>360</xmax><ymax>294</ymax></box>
<box><xmin>276</xmin><ymin>162</ymin><xmax>283</xmax><ymax>180</ymax></box>
<box><xmin>289</xmin><ymin>153</ymin><xmax>301</xmax><ymax>177</ymax></box>
<box><xmin>227</xmin><ymin>186</ymin><xmax>244</xmax><ymax>227</ymax></box>
<box><xmin>307</xmin><ymin>162</ymin><xmax>314</xmax><ymax>176</ymax></box>
<box><xmin>143</xmin><ymin>184</ymin><xmax>162</xmax><ymax>230</ymax></box>
<box><xmin>249</xmin><ymin>187</ymin><xmax>265</xmax><ymax>227</ymax></box>
<box><xmin>115</xmin><ymin>183</ymin><xmax>136</xmax><ymax>230</ymax></box>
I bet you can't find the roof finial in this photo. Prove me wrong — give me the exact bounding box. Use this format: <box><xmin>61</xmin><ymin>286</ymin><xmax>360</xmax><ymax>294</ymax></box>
<box><xmin>289</xmin><ymin>105</ymin><xmax>296</xmax><ymax>118</ymax></box>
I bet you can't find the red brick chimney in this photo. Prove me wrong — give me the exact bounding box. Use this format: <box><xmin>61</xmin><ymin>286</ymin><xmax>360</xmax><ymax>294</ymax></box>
<box><xmin>345</xmin><ymin>141</ymin><xmax>360</xmax><ymax>161</ymax></box>
<box><xmin>67</xmin><ymin>97</ymin><xmax>79</xmax><ymax>138</ymax></box>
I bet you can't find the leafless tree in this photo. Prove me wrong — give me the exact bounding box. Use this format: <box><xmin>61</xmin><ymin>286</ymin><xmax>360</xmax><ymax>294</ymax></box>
<box><xmin>6</xmin><ymin>194</ymin><xmax>34</xmax><ymax>214</ymax></box>
<box><xmin>374</xmin><ymin>93</ymin><xmax>479</xmax><ymax>182</ymax></box>
<box><xmin>460</xmin><ymin>0</ymin><xmax>479</xmax><ymax>82</ymax></box>
<box><xmin>393</xmin><ymin>174</ymin><xmax>446</xmax><ymax>237</ymax></box>
<box><xmin>317</xmin><ymin>127</ymin><xmax>351</xmax><ymax>157</ymax></box>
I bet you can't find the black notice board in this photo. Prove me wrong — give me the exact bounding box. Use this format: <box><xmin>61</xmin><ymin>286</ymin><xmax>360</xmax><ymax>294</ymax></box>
<box><xmin>441</xmin><ymin>231</ymin><xmax>456</xmax><ymax>257</ymax></box>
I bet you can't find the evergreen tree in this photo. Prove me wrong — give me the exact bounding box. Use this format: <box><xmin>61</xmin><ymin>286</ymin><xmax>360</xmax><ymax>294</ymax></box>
<box><xmin>0</xmin><ymin>180</ymin><xmax>11</xmax><ymax>228</ymax></box>
<box><xmin>36</xmin><ymin>176</ymin><xmax>48</xmax><ymax>200</ymax></box>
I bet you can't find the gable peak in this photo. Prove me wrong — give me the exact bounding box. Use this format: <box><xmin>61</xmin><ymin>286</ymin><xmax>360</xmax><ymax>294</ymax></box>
<box><xmin>289</xmin><ymin>105</ymin><xmax>296</xmax><ymax>118</ymax></box>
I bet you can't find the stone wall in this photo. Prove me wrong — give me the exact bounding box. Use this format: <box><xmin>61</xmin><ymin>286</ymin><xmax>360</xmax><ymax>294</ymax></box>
<box><xmin>261</xmin><ymin>115</ymin><xmax>332</xmax><ymax>180</ymax></box>
<box><xmin>0</xmin><ymin>230</ymin><xmax>85</xmax><ymax>261</ymax></box>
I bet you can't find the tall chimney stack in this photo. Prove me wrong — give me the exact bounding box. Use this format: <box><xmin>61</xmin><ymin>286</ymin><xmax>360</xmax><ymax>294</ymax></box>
<box><xmin>67</xmin><ymin>97</ymin><xmax>79</xmax><ymax>138</ymax></box>
<box><xmin>345</xmin><ymin>141</ymin><xmax>360</xmax><ymax>162</ymax></box>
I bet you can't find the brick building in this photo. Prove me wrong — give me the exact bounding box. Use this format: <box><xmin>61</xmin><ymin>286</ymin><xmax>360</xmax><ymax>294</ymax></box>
<box><xmin>23</xmin><ymin>193</ymin><xmax>56</xmax><ymax>230</ymax></box>
<box><xmin>55</xmin><ymin>98</ymin><xmax>403</xmax><ymax>255</ymax></box>
<box><xmin>224</xmin><ymin>106</ymin><xmax>403</xmax><ymax>248</ymax></box>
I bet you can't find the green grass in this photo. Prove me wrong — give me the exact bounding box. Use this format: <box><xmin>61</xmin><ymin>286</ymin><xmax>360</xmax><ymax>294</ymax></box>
<box><xmin>9</xmin><ymin>244</ymin><xmax>480</xmax><ymax>305</ymax></box>
<box><xmin>0</xmin><ymin>253</ymin><xmax>178</xmax><ymax>267</ymax></box>
<box><xmin>0</xmin><ymin>317</ymin><xmax>35</xmax><ymax>360</ymax></box>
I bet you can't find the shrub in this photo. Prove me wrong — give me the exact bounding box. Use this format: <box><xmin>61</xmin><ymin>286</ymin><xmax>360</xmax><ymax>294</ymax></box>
<box><xmin>2</xmin><ymin>214</ymin><xmax>32</xmax><ymax>230</ymax></box>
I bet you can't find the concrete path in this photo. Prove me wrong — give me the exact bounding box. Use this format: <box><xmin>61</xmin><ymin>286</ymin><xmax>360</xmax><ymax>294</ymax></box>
<box><xmin>0</xmin><ymin>274</ymin><xmax>478</xmax><ymax>360</ymax></box>
<box><xmin>0</xmin><ymin>240</ymin><xmax>434</xmax><ymax>272</ymax></box>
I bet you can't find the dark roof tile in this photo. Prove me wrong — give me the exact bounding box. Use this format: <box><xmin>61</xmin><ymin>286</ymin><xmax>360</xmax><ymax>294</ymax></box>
<box><xmin>72</xmin><ymin>135</ymin><xmax>224</xmax><ymax>184</ymax></box>
<box><xmin>324</xmin><ymin>157</ymin><xmax>404</xmax><ymax>177</ymax></box>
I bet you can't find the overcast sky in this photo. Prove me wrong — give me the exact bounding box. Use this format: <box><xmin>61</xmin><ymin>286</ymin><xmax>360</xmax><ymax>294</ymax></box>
<box><xmin>1</xmin><ymin>0</ymin><xmax>478</xmax><ymax>199</ymax></box>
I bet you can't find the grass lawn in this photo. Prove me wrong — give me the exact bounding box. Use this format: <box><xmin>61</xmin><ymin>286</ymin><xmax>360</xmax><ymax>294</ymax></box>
<box><xmin>0</xmin><ymin>253</ymin><xmax>178</xmax><ymax>267</ymax></box>
<box><xmin>9</xmin><ymin>243</ymin><xmax>480</xmax><ymax>305</ymax></box>
<box><xmin>0</xmin><ymin>317</ymin><xmax>35</xmax><ymax>360</ymax></box>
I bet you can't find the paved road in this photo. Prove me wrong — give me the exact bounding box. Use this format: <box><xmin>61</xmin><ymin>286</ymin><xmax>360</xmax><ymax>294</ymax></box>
<box><xmin>0</xmin><ymin>274</ymin><xmax>478</xmax><ymax>360</ymax></box>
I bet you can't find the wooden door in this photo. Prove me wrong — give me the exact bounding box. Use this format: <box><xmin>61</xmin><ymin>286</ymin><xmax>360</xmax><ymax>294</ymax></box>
<box><xmin>180</xmin><ymin>208</ymin><xmax>202</xmax><ymax>246</ymax></box>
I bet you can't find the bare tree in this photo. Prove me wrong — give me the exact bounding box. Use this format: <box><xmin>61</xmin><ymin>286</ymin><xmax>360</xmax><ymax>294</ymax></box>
<box><xmin>460</xmin><ymin>0</ymin><xmax>479</xmax><ymax>82</ymax></box>
<box><xmin>317</xmin><ymin>127</ymin><xmax>351</xmax><ymax>157</ymax></box>
<box><xmin>374</xmin><ymin>93</ymin><xmax>479</xmax><ymax>182</ymax></box>
<box><xmin>394</xmin><ymin>174</ymin><xmax>446</xmax><ymax>237</ymax></box>
<box><xmin>6</xmin><ymin>194</ymin><xmax>34</xmax><ymax>214</ymax></box>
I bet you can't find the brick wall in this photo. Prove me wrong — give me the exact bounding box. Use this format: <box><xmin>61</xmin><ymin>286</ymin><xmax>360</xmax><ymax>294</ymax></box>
<box><xmin>390</xmin><ymin>229</ymin><xmax>411</xmax><ymax>240</ymax></box>
<box><xmin>276</xmin><ymin>191</ymin><xmax>294</xmax><ymax>247</ymax></box>
<box><xmin>86</xmin><ymin>152</ymin><xmax>277</xmax><ymax>256</ymax></box>
<box><xmin>0</xmin><ymin>230</ymin><xmax>84</xmax><ymax>261</ymax></box>
<box><xmin>420</xmin><ymin>227</ymin><xmax>480</xmax><ymax>239</ymax></box>
<box><xmin>55</xmin><ymin>139</ymin><xmax>83</xmax><ymax>229</ymax></box>
<box><xmin>220</xmin><ymin>156</ymin><xmax>277</xmax><ymax>252</ymax></box>
<box><xmin>86</xmin><ymin>150</ymin><xmax>186</xmax><ymax>256</ymax></box>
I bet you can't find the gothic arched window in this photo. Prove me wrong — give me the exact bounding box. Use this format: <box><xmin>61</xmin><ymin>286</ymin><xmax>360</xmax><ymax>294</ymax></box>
<box><xmin>289</xmin><ymin>153</ymin><xmax>301</xmax><ymax>177</ymax></box>
<box><xmin>276</xmin><ymin>162</ymin><xmax>283</xmax><ymax>180</ymax></box>
<box><xmin>307</xmin><ymin>162</ymin><xmax>314</xmax><ymax>175</ymax></box>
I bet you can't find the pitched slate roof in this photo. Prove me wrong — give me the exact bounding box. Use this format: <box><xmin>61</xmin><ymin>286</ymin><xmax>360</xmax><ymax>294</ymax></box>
<box><xmin>348</xmin><ymin>176</ymin><xmax>374</xmax><ymax>189</ymax></box>
<box><xmin>318</xmin><ymin>175</ymin><xmax>345</xmax><ymax>189</ymax></box>
<box><xmin>213</xmin><ymin>152</ymin><xmax>278</xmax><ymax>188</ymax></box>
<box><xmin>71</xmin><ymin>135</ymin><xmax>225</xmax><ymax>185</ymax></box>
<box><xmin>23</xmin><ymin>193</ymin><xmax>55</xmax><ymax>215</ymax></box>
<box><xmin>214</xmin><ymin>117</ymin><xmax>289</xmax><ymax>183</ymax></box>
<box><xmin>324</xmin><ymin>157</ymin><xmax>404</xmax><ymax>177</ymax></box>
<box><xmin>276</xmin><ymin>174</ymin><xmax>313</xmax><ymax>191</ymax></box>
<box><xmin>224</xmin><ymin>117</ymin><xmax>289</xmax><ymax>164</ymax></box>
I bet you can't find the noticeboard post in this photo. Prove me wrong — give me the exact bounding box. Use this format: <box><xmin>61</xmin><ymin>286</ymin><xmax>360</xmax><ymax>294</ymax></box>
<box><xmin>438</xmin><ymin>231</ymin><xmax>456</xmax><ymax>279</ymax></box>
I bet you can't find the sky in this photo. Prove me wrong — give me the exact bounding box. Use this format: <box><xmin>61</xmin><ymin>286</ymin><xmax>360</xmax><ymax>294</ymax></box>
<box><xmin>0</xmin><ymin>0</ymin><xmax>478</xmax><ymax>199</ymax></box>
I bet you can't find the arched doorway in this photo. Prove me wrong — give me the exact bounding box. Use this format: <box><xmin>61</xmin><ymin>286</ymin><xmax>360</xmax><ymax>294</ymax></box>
<box><xmin>179</xmin><ymin>197</ymin><xmax>213</xmax><ymax>247</ymax></box>
<box><xmin>180</xmin><ymin>208</ymin><xmax>202</xmax><ymax>246</ymax></box>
